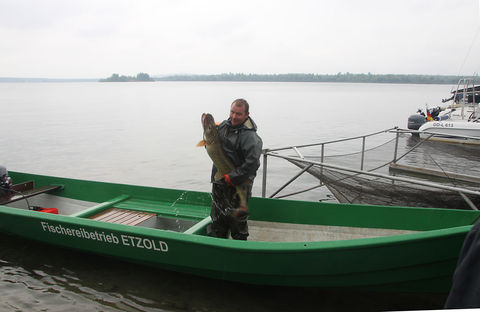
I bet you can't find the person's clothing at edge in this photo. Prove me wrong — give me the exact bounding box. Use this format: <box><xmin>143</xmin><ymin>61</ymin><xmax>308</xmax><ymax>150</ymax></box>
<box><xmin>445</xmin><ymin>220</ymin><xmax>480</xmax><ymax>308</ymax></box>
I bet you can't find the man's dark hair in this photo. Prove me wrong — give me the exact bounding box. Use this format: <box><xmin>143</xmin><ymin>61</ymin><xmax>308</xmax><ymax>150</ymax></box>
<box><xmin>232</xmin><ymin>98</ymin><xmax>249</xmax><ymax>114</ymax></box>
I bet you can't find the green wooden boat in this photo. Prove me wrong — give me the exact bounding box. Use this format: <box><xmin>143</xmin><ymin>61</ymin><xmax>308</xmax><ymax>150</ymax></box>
<box><xmin>0</xmin><ymin>171</ymin><xmax>478</xmax><ymax>292</ymax></box>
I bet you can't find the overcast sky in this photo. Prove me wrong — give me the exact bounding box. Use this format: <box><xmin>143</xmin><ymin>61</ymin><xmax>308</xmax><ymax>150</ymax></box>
<box><xmin>1</xmin><ymin>0</ymin><xmax>479</xmax><ymax>78</ymax></box>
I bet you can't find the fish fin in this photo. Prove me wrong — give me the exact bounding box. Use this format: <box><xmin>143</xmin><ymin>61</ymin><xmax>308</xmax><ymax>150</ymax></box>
<box><xmin>214</xmin><ymin>171</ymin><xmax>223</xmax><ymax>181</ymax></box>
<box><xmin>196</xmin><ymin>140</ymin><xmax>207</xmax><ymax>147</ymax></box>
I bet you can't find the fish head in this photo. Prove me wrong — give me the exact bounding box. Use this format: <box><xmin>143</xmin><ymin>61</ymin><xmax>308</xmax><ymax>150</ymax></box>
<box><xmin>201</xmin><ymin>113</ymin><xmax>217</xmax><ymax>138</ymax></box>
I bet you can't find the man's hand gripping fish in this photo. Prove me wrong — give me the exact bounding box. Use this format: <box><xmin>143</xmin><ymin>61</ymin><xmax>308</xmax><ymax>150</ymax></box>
<box><xmin>197</xmin><ymin>113</ymin><xmax>249</xmax><ymax>217</ymax></box>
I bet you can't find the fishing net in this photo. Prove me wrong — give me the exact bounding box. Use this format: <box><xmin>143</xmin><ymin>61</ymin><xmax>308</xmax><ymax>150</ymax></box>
<box><xmin>278</xmin><ymin>132</ymin><xmax>480</xmax><ymax>209</ymax></box>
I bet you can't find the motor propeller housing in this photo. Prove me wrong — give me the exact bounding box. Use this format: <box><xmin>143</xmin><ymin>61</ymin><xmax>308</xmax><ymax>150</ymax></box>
<box><xmin>0</xmin><ymin>165</ymin><xmax>12</xmax><ymax>196</ymax></box>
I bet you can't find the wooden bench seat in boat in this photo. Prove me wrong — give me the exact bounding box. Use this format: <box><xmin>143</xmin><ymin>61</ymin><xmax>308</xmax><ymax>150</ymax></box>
<box><xmin>88</xmin><ymin>206</ymin><xmax>199</xmax><ymax>231</ymax></box>
<box><xmin>89</xmin><ymin>208</ymin><xmax>156</xmax><ymax>226</ymax></box>
<box><xmin>0</xmin><ymin>181</ymin><xmax>62</xmax><ymax>205</ymax></box>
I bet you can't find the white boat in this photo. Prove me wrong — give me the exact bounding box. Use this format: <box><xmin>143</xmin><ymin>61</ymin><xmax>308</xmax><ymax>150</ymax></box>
<box><xmin>408</xmin><ymin>78</ymin><xmax>480</xmax><ymax>144</ymax></box>
<box><xmin>418</xmin><ymin>120</ymin><xmax>480</xmax><ymax>144</ymax></box>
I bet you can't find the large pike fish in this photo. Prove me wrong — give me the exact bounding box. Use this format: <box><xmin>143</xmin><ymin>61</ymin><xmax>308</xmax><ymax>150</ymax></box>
<box><xmin>197</xmin><ymin>113</ymin><xmax>249</xmax><ymax>216</ymax></box>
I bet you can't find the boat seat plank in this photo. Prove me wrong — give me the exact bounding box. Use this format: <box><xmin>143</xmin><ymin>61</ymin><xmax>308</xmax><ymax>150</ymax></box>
<box><xmin>11</xmin><ymin>181</ymin><xmax>35</xmax><ymax>192</ymax></box>
<box><xmin>183</xmin><ymin>216</ymin><xmax>212</xmax><ymax>234</ymax></box>
<box><xmin>248</xmin><ymin>220</ymin><xmax>419</xmax><ymax>242</ymax></box>
<box><xmin>96</xmin><ymin>209</ymin><xmax>132</xmax><ymax>223</ymax></box>
<box><xmin>123</xmin><ymin>213</ymin><xmax>156</xmax><ymax>226</ymax></box>
<box><xmin>91</xmin><ymin>208</ymin><xmax>125</xmax><ymax>222</ymax></box>
<box><xmin>106</xmin><ymin>211</ymin><xmax>147</xmax><ymax>225</ymax></box>
<box><xmin>0</xmin><ymin>183</ymin><xmax>62</xmax><ymax>205</ymax></box>
<box><xmin>90</xmin><ymin>208</ymin><xmax>156</xmax><ymax>226</ymax></box>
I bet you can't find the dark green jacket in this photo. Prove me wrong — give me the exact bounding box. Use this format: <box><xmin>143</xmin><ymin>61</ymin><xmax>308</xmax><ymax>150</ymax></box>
<box><xmin>211</xmin><ymin>117</ymin><xmax>263</xmax><ymax>185</ymax></box>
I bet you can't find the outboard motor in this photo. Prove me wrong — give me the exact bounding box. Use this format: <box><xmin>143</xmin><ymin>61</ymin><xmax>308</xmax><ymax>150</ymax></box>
<box><xmin>0</xmin><ymin>166</ymin><xmax>13</xmax><ymax>197</ymax></box>
<box><xmin>407</xmin><ymin>113</ymin><xmax>427</xmax><ymax>130</ymax></box>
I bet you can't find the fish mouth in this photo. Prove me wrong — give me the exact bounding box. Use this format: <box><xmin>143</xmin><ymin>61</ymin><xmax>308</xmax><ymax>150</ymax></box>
<box><xmin>201</xmin><ymin>113</ymin><xmax>215</xmax><ymax>128</ymax></box>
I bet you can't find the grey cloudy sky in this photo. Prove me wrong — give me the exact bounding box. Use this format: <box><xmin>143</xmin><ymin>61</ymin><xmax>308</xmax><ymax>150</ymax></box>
<box><xmin>1</xmin><ymin>0</ymin><xmax>479</xmax><ymax>78</ymax></box>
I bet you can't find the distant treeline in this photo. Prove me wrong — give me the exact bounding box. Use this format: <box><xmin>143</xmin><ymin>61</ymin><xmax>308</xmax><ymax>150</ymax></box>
<box><xmin>154</xmin><ymin>73</ymin><xmax>464</xmax><ymax>84</ymax></box>
<box><xmin>100</xmin><ymin>73</ymin><xmax>154</xmax><ymax>82</ymax></box>
<box><xmin>0</xmin><ymin>77</ymin><xmax>97</xmax><ymax>82</ymax></box>
<box><xmin>0</xmin><ymin>72</ymin><xmax>467</xmax><ymax>84</ymax></box>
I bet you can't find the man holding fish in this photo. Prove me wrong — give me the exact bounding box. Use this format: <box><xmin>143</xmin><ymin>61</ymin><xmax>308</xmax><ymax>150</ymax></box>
<box><xmin>198</xmin><ymin>99</ymin><xmax>263</xmax><ymax>240</ymax></box>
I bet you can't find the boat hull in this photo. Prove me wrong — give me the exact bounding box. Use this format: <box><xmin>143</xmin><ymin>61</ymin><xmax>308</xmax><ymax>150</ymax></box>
<box><xmin>1</xmin><ymin>171</ymin><xmax>479</xmax><ymax>292</ymax></box>
<box><xmin>419</xmin><ymin>121</ymin><xmax>480</xmax><ymax>144</ymax></box>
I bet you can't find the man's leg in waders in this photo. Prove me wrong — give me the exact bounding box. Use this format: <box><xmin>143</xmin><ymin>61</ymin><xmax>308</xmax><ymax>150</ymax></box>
<box><xmin>208</xmin><ymin>181</ymin><xmax>233</xmax><ymax>238</ymax></box>
<box><xmin>229</xmin><ymin>183</ymin><xmax>252</xmax><ymax>241</ymax></box>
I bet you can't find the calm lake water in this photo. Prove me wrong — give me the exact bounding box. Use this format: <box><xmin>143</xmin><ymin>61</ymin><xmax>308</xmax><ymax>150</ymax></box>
<box><xmin>0</xmin><ymin>81</ymin><xmax>453</xmax><ymax>311</ymax></box>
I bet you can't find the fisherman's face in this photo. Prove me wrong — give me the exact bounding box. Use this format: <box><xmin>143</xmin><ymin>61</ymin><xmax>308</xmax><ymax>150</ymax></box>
<box><xmin>230</xmin><ymin>104</ymin><xmax>249</xmax><ymax>127</ymax></box>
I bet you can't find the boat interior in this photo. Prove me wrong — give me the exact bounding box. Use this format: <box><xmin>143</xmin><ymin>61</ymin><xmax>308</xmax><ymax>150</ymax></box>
<box><xmin>0</xmin><ymin>180</ymin><xmax>423</xmax><ymax>242</ymax></box>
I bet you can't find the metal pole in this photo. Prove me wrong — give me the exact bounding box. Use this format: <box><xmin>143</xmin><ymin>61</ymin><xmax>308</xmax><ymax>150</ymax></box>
<box><xmin>459</xmin><ymin>192</ymin><xmax>479</xmax><ymax>210</ymax></box>
<box><xmin>269</xmin><ymin>164</ymin><xmax>314</xmax><ymax>198</ymax></box>
<box><xmin>320</xmin><ymin>143</ymin><xmax>325</xmax><ymax>176</ymax></box>
<box><xmin>274</xmin><ymin>183</ymin><xmax>324</xmax><ymax>199</ymax></box>
<box><xmin>360</xmin><ymin>136</ymin><xmax>366</xmax><ymax>170</ymax></box>
<box><xmin>262</xmin><ymin>151</ymin><xmax>268</xmax><ymax>198</ymax></box>
<box><xmin>473</xmin><ymin>78</ymin><xmax>477</xmax><ymax>119</ymax></box>
<box><xmin>393</xmin><ymin>129</ymin><xmax>400</xmax><ymax>164</ymax></box>
<box><xmin>461</xmin><ymin>79</ymin><xmax>465</xmax><ymax>119</ymax></box>
<box><xmin>266</xmin><ymin>127</ymin><xmax>397</xmax><ymax>153</ymax></box>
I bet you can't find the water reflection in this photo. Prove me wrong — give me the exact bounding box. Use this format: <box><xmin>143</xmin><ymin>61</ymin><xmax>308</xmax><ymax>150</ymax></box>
<box><xmin>0</xmin><ymin>235</ymin><xmax>447</xmax><ymax>312</ymax></box>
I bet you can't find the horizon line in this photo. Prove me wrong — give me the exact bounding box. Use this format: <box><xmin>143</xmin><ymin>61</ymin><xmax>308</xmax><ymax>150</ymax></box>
<box><xmin>0</xmin><ymin>72</ymin><xmax>471</xmax><ymax>81</ymax></box>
